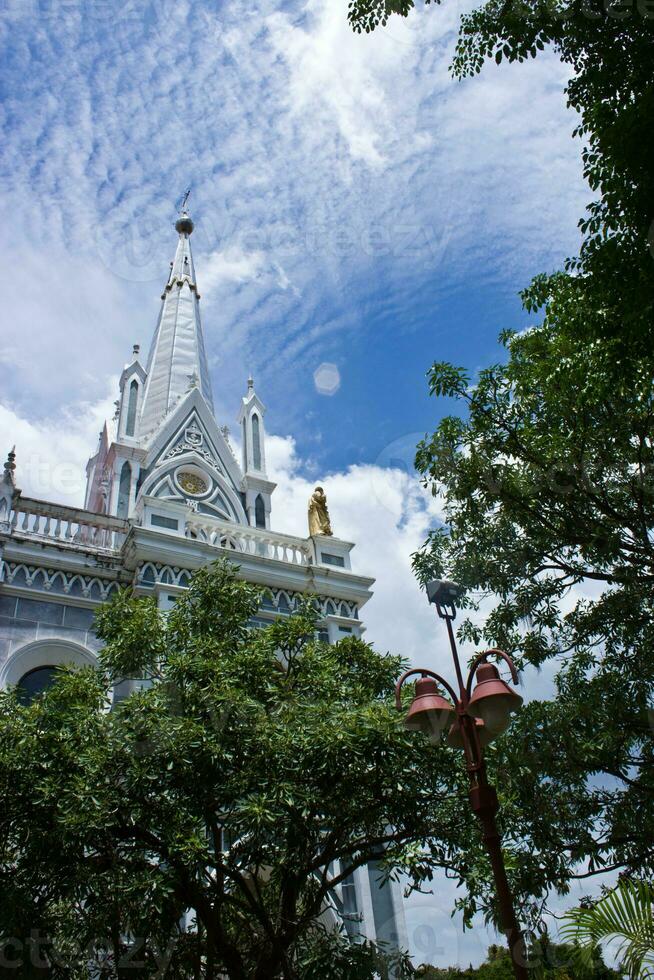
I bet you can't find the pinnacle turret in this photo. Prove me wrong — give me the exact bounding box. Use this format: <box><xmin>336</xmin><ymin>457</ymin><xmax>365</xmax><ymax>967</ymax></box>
<box><xmin>2</xmin><ymin>446</ymin><xmax>16</xmax><ymax>489</ymax></box>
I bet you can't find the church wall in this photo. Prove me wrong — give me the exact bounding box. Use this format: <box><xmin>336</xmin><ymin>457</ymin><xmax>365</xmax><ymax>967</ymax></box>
<box><xmin>0</xmin><ymin>594</ymin><xmax>100</xmax><ymax>667</ymax></box>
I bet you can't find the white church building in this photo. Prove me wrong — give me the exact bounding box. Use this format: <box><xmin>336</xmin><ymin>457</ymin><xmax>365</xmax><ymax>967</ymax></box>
<box><xmin>0</xmin><ymin>208</ymin><xmax>408</xmax><ymax>954</ymax></box>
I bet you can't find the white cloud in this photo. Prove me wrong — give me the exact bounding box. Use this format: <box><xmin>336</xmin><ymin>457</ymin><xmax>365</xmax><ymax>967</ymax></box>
<box><xmin>201</xmin><ymin>247</ymin><xmax>267</xmax><ymax>291</ymax></box>
<box><xmin>0</xmin><ymin>0</ymin><xmax>588</xmax><ymax>425</ymax></box>
<box><xmin>266</xmin><ymin>433</ymin><xmax>451</xmax><ymax>671</ymax></box>
<box><xmin>0</xmin><ymin>394</ymin><xmax>115</xmax><ymax>506</ymax></box>
<box><xmin>200</xmin><ymin>247</ymin><xmax>299</xmax><ymax>300</ymax></box>
<box><xmin>0</xmin><ymin>244</ymin><xmax>152</xmax><ymax>411</ymax></box>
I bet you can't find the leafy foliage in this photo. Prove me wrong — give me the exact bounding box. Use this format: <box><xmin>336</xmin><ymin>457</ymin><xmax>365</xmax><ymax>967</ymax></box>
<box><xmin>415</xmin><ymin>938</ymin><xmax>620</xmax><ymax>977</ymax></box>
<box><xmin>561</xmin><ymin>879</ymin><xmax>654</xmax><ymax>978</ymax></box>
<box><xmin>411</xmin><ymin>324</ymin><xmax>654</xmax><ymax>918</ymax></box>
<box><xmin>348</xmin><ymin>0</ymin><xmax>654</xmax><ymax>924</ymax></box>
<box><xmin>0</xmin><ymin>560</ymin><xmax>474</xmax><ymax>979</ymax></box>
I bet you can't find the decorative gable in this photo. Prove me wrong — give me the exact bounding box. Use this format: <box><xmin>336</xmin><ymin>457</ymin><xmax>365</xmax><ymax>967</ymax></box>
<box><xmin>162</xmin><ymin>417</ymin><xmax>227</xmax><ymax>475</ymax></box>
<box><xmin>136</xmin><ymin>389</ymin><xmax>248</xmax><ymax>525</ymax></box>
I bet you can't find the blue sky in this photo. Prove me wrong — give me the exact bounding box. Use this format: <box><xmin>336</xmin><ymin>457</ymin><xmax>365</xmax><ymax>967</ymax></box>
<box><xmin>0</xmin><ymin>0</ymin><xmax>599</xmax><ymax>967</ymax></box>
<box><xmin>0</xmin><ymin>0</ymin><xmax>587</xmax><ymax>479</ymax></box>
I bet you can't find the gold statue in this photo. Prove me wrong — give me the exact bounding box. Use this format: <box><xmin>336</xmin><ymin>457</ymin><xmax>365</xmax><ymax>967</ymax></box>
<box><xmin>308</xmin><ymin>486</ymin><xmax>333</xmax><ymax>536</ymax></box>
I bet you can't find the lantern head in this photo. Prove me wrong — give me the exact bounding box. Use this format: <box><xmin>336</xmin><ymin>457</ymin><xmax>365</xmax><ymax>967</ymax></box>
<box><xmin>404</xmin><ymin>677</ymin><xmax>455</xmax><ymax>744</ymax></box>
<box><xmin>466</xmin><ymin>663</ymin><xmax>523</xmax><ymax>737</ymax></box>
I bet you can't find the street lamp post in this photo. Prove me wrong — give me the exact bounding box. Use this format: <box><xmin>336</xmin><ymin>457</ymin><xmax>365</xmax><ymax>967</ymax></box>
<box><xmin>395</xmin><ymin>581</ymin><xmax>529</xmax><ymax>980</ymax></box>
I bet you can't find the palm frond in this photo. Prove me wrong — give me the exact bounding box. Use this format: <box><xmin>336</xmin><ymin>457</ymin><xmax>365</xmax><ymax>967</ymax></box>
<box><xmin>561</xmin><ymin>879</ymin><xmax>654</xmax><ymax>979</ymax></box>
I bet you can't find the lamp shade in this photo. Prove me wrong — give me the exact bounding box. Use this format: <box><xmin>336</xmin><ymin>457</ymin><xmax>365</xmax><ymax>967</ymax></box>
<box><xmin>447</xmin><ymin>716</ymin><xmax>491</xmax><ymax>749</ymax></box>
<box><xmin>466</xmin><ymin>663</ymin><xmax>523</xmax><ymax>737</ymax></box>
<box><xmin>404</xmin><ymin>677</ymin><xmax>455</xmax><ymax>744</ymax></box>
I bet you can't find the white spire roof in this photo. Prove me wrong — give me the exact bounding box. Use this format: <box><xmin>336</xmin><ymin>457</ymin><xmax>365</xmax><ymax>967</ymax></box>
<box><xmin>139</xmin><ymin>211</ymin><xmax>214</xmax><ymax>438</ymax></box>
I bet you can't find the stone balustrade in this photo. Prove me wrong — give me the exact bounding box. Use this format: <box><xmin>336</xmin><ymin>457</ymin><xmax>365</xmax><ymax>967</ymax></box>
<box><xmin>4</xmin><ymin>496</ymin><xmax>128</xmax><ymax>555</ymax></box>
<box><xmin>2</xmin><ymin>497</ymin><xmax>317</xmax><ymax>568</ymax></box>
<box><xmin>185</xmin><ymin>514</ymin><xmax>313</xmax><ymax>566</ymax></box>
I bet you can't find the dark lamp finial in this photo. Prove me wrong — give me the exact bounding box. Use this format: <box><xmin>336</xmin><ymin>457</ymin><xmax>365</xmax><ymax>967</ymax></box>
<box><xmin>176</xmin><ymin>188</ymin><xmax>193</xmax><ymax>235</ymax></box>
<box><xmin>175</xmin><ymin>213</ymin><xmax>194</xmax><ymax>235</ymax></box>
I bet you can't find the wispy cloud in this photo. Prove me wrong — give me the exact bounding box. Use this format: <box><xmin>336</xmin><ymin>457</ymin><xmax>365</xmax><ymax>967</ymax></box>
<box><xmin>0</xmin><ymin>0</ymin><xmax>586</xmax><ymax>437</ymax></box>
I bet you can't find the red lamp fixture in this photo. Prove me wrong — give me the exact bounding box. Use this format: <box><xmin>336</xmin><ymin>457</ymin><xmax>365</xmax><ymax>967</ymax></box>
<box><xmin>467</xmin><ymin>662</ymin><xmax>523</xmax><ymax>736</ymax></box>
<box><xmin>395</xmin><ymin>581</ymin><xmax>529</xmax><ymax>980</ymax></box>
<box><xmin>402</xmin><ymin>676</ymin><xmax>455</xmax><ymax>744</ymax></box>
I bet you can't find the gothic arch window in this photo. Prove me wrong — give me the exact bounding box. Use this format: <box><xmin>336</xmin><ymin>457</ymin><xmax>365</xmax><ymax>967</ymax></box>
<box><xmin>252</xmin><ymin>413</ymin><xmax>262</xmax><ymax>471</ymax></box>
<box><xmin>125</xmin><ymin>379</ymin><xmax>139</xmax><ymax>437</ymax></box>
<box><xmin>255</xmin><ymin>493</ymin><xmax>266</xmax><ymax>529</ymax></box>
<box><xmin>17</xmin><ymin>665</ymin><xmax>60</xmax><ymax>705</ymax></box>
<box><xmin>0</xmin><ymin>640</ymin><xmax>97</xmax><ymax>703</ymax></box>
<box><xmin>117</xmin><ymin>461</ymin><xmax>131</xmax><ymax>518</ymax></box>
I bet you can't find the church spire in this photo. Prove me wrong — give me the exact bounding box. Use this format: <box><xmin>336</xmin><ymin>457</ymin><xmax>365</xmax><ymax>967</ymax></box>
<box><xmin>138</xmin><ymin>206</ymin><xmax>214</xmax><ymax>438</ymax></box>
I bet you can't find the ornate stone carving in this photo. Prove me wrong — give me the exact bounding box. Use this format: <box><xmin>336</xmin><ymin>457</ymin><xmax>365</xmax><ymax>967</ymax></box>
<box><xmin>163</xmin><ymin>420</ymin><xmax>224</xmax><ymax>473</ymax></box>
<box><xmin>3</xmin><ymin>562</ymin><xmax>122</xmax><ymax>601</ymax></box>
<box><xmin>178</xmin><ymin>471</ymin><xmax>208</xmax><ymax>496</ymax></box>
<box><xmin>135</xmin><ymin>563</ymin><xmax>359</xmax><ymax>620</ymax></box>
<box><xmin>2</xmin><ymin>446</ymin><xmax>16</xmax><ymax>489</ymax></box>
<box><xmin>185</xmin><ymin>421</ymin><xmax>203</xmax><ymax>446</ymax></box>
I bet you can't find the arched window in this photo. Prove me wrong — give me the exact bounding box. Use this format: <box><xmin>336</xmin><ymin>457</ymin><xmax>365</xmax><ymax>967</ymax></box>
<box><xmin>255</xmin><ymin>493</ymin><xmax>266</xmax><ymax>529</ymax></box>
<box><xmin>252</xmin><ymin>414</ymin><xmax>262</xmax><ymax>471</ymax></box>
<box><xmin>17</xmin><ymin>665</ymin><xmax>60</xmax><ymax>705</ymax></box>
<box><xmin>117</xmin><ymin>461</ymin><xmax>131</xmax><ymax>518</ymax></box>
<box><xmin>1</xmin><ymin>641</ymin><xmax>97</xmax><ymax>703</ymax></box>
<box><xmin>125</xmin><ymin>379</ymin><xmax>138</xmax><ymax>436</ymax></box>
<box><xmin>242</xmin><ymin>422</ymin><xmax>248</xmax><ymax>471</ymax></box>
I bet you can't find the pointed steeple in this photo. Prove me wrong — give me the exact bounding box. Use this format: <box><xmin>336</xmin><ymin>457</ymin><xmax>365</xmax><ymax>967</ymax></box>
<box><xmin>138</xmin><ymin>207</ymin><xmax>214</xmax><ymax>438</ymax></box>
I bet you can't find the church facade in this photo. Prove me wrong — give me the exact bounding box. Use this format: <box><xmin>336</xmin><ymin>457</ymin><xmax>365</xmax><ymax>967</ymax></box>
<box><xmin>0</xmin><ymin>209</ymin><xmax>408</xmax><ymax>953</ymax></box>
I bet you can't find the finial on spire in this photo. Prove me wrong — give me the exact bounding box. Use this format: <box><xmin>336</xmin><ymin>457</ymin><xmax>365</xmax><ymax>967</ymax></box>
<box><xmin>3</xmin><ymin>446</ymin><xmax>16</xmax><ymax>488</ymax></box>
<box><xmin>132</xmin><ymin>343</ymin><xmax>140</xmax><ymax>359</ymax></box>
<box><xmin>247</xmin><ymin>375</ymin><xmax>254</xmax><ymax>392</ymax></box>
<box><xmin>175</xmin><ymin>188</ymin><xmax>194</xmax><ymax>235</ymax></box>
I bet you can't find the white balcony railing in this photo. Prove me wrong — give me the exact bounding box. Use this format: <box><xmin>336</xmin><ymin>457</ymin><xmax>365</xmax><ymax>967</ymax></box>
<box><xmin>185</xmin><ymin>514</ymin><xmax>313</xmax><ymax>567</ymax></box>
<box><xmin>1</xmin><ymin>496</ymin><xmax>316</xmax><ymax>569</ymax></box>
<box><xmin>4</xmin><ymin>496</ymin><xmax>128</xmax><ymax>555</ymax></box>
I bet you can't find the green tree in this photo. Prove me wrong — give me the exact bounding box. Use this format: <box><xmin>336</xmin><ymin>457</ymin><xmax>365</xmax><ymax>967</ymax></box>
<box><xmin>0</xmin><ymin>560</ymin><xmax>470</xmax><ymax>979</ymax></box>
<box><xmin>348</xmin><ymin>0</ymin><xmax>654</xmax><ymax>925</ymax></box>
<box><xmin>415</xmin><ymin>939</ymin><xmax>621</xmax><ymax>977</ymax></box>
<box><xmin>408</xmin><ymin>325</ymin><xmax>654</xmax><ymax>919</ymax></box>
